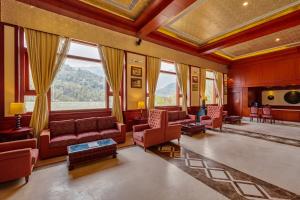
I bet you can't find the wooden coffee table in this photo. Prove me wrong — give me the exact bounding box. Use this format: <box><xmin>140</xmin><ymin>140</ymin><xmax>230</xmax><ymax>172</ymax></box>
<box><xmin>181</xmin><ymin>122</ymin><xmax>206</xmax><ymax>136</ymax></box>
<box><xmin>67</xmin><ymin>138</ymin><xmax>117</xmax><ymax>170</ymax></box>
<box><xmin>224</xmin><ymin>116</ymin><xmax>242</xmax><ymax>124</ymax></box>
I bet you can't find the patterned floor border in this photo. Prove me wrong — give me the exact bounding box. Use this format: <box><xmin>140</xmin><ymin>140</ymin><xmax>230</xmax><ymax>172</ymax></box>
<box><xmin>150</xmin><ymin>143</ymin><xmax>300</xmax><ymax>200</ymax></box>
<box><xmin>222</xmin><ymin>127</ymin><xmax>300</xmax><ymax>147</ymax></box>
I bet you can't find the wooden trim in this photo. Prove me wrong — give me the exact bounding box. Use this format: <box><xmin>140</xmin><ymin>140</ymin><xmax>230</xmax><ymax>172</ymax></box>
<box><xmin>14</xmin><ymin>27</ymin><xmax>20</xmax><ymax>102</ymax></box>
<box><xmin>0</xmin><ymin>24</ymin><xmax>4</xmax><ymax>117</ymax></box>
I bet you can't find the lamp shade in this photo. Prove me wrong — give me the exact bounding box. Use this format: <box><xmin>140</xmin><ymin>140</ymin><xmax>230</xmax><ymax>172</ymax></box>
<box><xmin>137</xmin><ymin>101</ymin><xmax>145</xmax><ymax>109</ymax></box>
<box><xmin>10</xmin><ymin>102</ymin><xmax>25</xmax><ymax>115</ymax></box>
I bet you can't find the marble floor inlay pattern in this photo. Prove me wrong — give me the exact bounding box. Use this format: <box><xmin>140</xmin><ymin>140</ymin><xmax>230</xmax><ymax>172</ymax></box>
<box><xmin>150</xmin><ymin>143</ymin><xmax>300</xmax><ymax>200</ymax></box>
<box><xmin>222</xmin><ymin>127</ymin><xmax>300</xmax><ymax>147</ymax></box>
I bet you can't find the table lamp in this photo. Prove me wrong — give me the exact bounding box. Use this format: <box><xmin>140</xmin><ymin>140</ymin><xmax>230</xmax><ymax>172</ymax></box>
<box><xmin>137</xmin><ymin>101</ymin><xmax>145</xmax><ymax>119</ymax></box>
<box><xmin>10</xmin><ymin>102</ymin><xmax>25</xmax><ymax>129</ymax></box>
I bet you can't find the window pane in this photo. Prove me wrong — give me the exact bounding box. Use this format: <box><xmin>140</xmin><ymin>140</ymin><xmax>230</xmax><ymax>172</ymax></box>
<box><xmin>24</xmin><ymin>95</ymin><xmax>35</xmax><ymax>112</ymax></box>
<box><xmin>155</xmin><ymin>73</ymin><xmax>177</xmax><ymax>106</ymax></box>
<box><xmin>161</xmin><ymin>61</ymin><xmax>176</xmax><ymax>72</ymax></box>
<box><xmin>51</xmin><ymin>58</ymin><xmax>106</xmax><ymax>110</ymax></box>
<box><xmin>29</xmin><ymin>68</ymin><xmax>35</xmax><ymax>90</ymax></box>
<box><xmin>205</xmin><ymin>79</ymin><xmax>214</xmax><ymax>104</ymax></box>
<box><xmin>206</xmin><ymin>71</ymin><xmax>214</xmax><ymax>79</ymax></box>
<box><xmin>68</xmin><ymin>41</ymin><xmax>100</xmax><ymax>60</ymax></box>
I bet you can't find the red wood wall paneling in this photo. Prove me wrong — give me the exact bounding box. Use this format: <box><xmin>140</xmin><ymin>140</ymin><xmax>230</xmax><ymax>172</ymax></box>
<box><xmin>228</xmin><ymin>48</ymin><xmax>300</xmax><ymax>122</ymax></box>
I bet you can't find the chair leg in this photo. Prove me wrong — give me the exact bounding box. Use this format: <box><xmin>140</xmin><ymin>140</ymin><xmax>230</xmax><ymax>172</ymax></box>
<box><xmin>25</xmin><ymin>176</ymin><xmax>29</xmax><ymax>183</ymax></box>
<box><xmin>144</xmin><ymin>147</ymin><xmax>147</xmax><ymax>152</ymax></box>
<box><xmin>178</xmin><ymin>138</ymin><xmax>180</xmax><ymax>145</ymax></box>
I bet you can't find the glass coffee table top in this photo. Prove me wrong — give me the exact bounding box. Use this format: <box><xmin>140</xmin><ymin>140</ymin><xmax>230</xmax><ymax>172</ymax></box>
<box><xmin>68</xmin><ymin>138</ymin><xmax>116</xmax><ymax>154</ymax></box>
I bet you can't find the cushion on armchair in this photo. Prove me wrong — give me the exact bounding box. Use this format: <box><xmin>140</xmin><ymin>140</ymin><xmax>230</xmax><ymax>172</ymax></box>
<box><xmin>49</xmin><ymin>119</ymin><xmax>75</xmax><ymax>138</ymax></box>
<box><xmin>76</xmin><ymin>117</ymin><xmax>98</xmax><ymax>134</ymax></box>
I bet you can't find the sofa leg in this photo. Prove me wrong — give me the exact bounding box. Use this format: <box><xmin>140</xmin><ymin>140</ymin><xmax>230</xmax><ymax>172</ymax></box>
<box><xmin>25</xmin><ymin>176</ymin><xmax>29</xmax><ymax>183</ymax></box>
<box><xmin>144</xmin><ymin>147</ymin><xmax>147</xmax><ymax>152</ymax></box>
<box><xmin>178</xmin><ymin>138</ymin><xmax>180</xmax><ymax>145</ymax></box>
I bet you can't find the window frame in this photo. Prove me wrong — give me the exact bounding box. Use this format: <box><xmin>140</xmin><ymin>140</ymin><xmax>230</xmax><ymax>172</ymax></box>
<box><xmin>20</xmin><ymin>30</ymin><xmax>123</xmax><ymax>113</ymax></box>
<box><xmin>149</xmin><ymin>60</ymin><xmax>180</xmax><ymax>107</ymax></box>
<box><xmin>205</xmin><ymin>70</ymin><xmax>217</xmax><ymax>105</ymax></box>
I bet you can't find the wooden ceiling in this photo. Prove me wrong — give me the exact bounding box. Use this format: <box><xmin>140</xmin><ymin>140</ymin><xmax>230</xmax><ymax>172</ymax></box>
<box><xmin>16</xmin><ymin>0</ymin><xmax>300</xmax><ymax>64</ymax></box>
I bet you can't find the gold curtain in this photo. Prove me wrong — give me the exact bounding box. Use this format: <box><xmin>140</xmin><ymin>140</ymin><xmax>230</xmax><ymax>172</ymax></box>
<box><xmin>25</xmin><ymin>28</ymin><xmax>70</xmax><ymax>136</ymax></box>
<box><xmin>176</xmin><ymin>63</ymin><xmax>189</xmax><ymax>112</ymax></box>
<box><xmin>214</xmin><ymin>71</ymin><xmax>223</xmax><ymax>105</ymax></box>
<box><xmin>99</xmin><ymin>46</ymin><xmax>124</xmax><ymax>122</ymax></box>
<box><xmin>146</xmin><ymin>56</ymin><xmax>161</xmax><ymax>109</ymax></box>
<box><xmin>200</xmin><ymin>68</ymin><xmax>206</xmax><ymax>105</ymax></box>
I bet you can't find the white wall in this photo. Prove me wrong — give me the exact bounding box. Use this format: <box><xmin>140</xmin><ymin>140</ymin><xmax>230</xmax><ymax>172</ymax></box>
<box><xmin>262</xmin><ymin>90</ymin><xmax>300</xmax><ymax>106</ymax></box>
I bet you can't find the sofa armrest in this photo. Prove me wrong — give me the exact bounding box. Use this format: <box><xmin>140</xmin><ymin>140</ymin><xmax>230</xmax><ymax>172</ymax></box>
<box><xmin>116</xmin><ymin>122</ymin><xmax>126</xmax><ymax>137</ymax></box>
<box><xmin>40</xmin><ymin>130</ymin><xmax>51</xmax><ymax>147</ymax></box>
<box><xmin>0</xmin><ymin>148</ymin><xmax>31</xmax><ymax>162</ymax></box>
<box><xmin>133</xmin><ymin>124</ymin><xmax>150</xmax><ymax>132</ymax></box>
<box><xmin>188</xmin><ymin>114</ymin><xmax>196</xmax><ymax>120</ymax></box>
<box><xmin>0</xmin><ymin>139</ymin><xmax>37</xmax><ymax>153</ymax></box>
<box><xmin>167</xmin><ymin>124</ymin><xmax>182</xmax><ymax>133</ymax></box>
<box><xmin>200</xmin><ymin>115</ymin><xmax>211</xmax><ymax>120</ymax></box>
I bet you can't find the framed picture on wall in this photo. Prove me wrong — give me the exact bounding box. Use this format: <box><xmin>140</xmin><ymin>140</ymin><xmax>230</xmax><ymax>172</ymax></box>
<box><xmin>192</xmin><ymin>76</ymin><xmax>198</xmax><ymax>83</ymax></box>
<box><xmin>131</xmin><ymin>66</ymin><xmax>142</xmax><ymax>77</ymax></box>
<box><xmin>131</xmin><ymin>78</ymin><xmax>142</xmax><ymax>88</ymax></box>
<box><xmin>192</xmin><ymin>84</ymin><xmax>198</xmax><ymax>91</ymax></box>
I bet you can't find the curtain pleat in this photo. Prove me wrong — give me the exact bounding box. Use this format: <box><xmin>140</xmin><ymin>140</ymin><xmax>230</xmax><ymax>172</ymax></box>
<box><xmin>214</xmin><ymin>71</ymin><xmax>223</xmax><ymax>105</ymax></box>
<box><xmin>98</xmin><ymin>46</ymin><xmax>124</xmax><ymax>123</ymax></box>
<box><xmin>200</xmin><ymin>68</ymin><xmax>206</xmax><ymax>105</ymax></box>
<box><xmin>25</xmin><ymin>28</ymin><xmax>70</xmax><ymax>136</ymax></box>
<box><xmin>176</xmin><ymin>63</ymin><xmax>189</xmax><ymax>112</ymax></box>
<box><xmin>146</xmin><ymin>56</ymin><xmax>161</xmax><ymax>109</ymax></box>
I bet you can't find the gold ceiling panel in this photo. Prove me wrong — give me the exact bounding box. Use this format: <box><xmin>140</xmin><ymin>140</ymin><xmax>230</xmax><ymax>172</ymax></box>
<box><xmin>79</xmin><ymin>0</ymin><xmax>152</xmax><ymax>20</ymax></box>
<box><xmin>216</xmin><ymin>24</ymin><xmax>300</xmax><ymax>59</ymax></box>
<box><xmin>160</xmin><ymin>0</ymin><xmax>300</xmax><ymax>45</ymax></box>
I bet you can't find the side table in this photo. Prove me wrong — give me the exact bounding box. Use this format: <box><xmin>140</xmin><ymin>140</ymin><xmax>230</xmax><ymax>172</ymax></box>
<box><xmin>0</xmin><ymin>127</ymin><xmax>33</xmax><ymax>142</ymax></box>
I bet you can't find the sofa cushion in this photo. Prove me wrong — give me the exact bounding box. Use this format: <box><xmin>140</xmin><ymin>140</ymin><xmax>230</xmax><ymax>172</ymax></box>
<box><xmin>77</xmin><ymin>132</ymin><xmax>101</xmax><ymax>143</ymax></box>
<box><xmin>50</xmin><ymin>119</ymin><xmax>75</xmax><ymax>138</ymax></box>
<box><xmin>50</xmin><ymin>134</ymin><xmax>77</xmax><ymax>148</ymax></box>
<box><xmin>178</xmin><ymin>111</ymin><xmax>187</xmax><ymax>120</ymax></box>
<box><xmin>99</xmin><ymin>129</ymin><xmax>120</xmax><ymax>139</ymax></box>
<box><xmin>133</xmin><ymin>131</ymin><xmax>144</xmax><ymax>142</ymax></box>
<box><xmin>168</xmin><ymin>111</ymin><xmax>179</xmax><ymax>122</ymax></box>
<box><xmin>75</xmin><ymin>117</ymin><xmax>98</xmax><ymax>134</ymax></box>
<box><xmin>31</xmin><ymin>149</ymin><xmax>39</xmax><ymax>165</ymax></box>
<box><xmin>201</xmin><ymin>119</ymin><xmax>212</xmax><ymax>126</ymax></box>
<box><xmin>97</xmin><ymin>116</ymin><xmax>116</xmax><ymax>130</ymax></box>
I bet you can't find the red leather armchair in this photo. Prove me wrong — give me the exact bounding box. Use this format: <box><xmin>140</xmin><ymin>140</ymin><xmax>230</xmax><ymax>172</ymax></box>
<box><xmin>0</xmin><ymin>139</ymin><xmax>38</xmax><ymax>183</ymax></box>
<box><xmin>133</xmin><ymin>109</ymin><xmax>166</xmax><ymax>151</ymax></box>
<box><xmin>200</xmin><ymin>106</ymin><xmax>223</xmax><ymax>131</ymax></box>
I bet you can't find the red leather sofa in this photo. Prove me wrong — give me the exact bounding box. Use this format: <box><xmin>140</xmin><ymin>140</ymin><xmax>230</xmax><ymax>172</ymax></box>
<box><xmin>133</xmin><ymin>109</ymin><xmax>181</xmax><ymax>151</ymax></box>
<box><xmin>167</xmin><ymin>110</ymin><xmax>196</xmax><ymax>125</ymax></box>
<box><xmin>40</xmin><ymin>116</ymin><xmax>126</xmax><ymax>159</ymax></box>
<box><xmin>0</xmin><ymin>139</ymin><xmax>38</xmax><ymax>183</ymax></box>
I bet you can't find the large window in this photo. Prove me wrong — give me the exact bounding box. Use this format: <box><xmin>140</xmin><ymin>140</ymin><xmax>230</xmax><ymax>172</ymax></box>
<box><xmin>23</xmin><ymin>37</ymin><xmax>116</xmax><ymax>112</ymax></box>
<box><xmin>205</xmin><ymin>71</ymin><xmax>216</xmax><ymax>104</ymax></box>
<box><xmin>155</xmin><ymin>61</ymin><xmax>178</xmax><ymax>106</ymax></box>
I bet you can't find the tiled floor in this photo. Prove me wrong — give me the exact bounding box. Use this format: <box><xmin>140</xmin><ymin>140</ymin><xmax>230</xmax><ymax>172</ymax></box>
<box><xmin>0</xmin><ymin>122</ymin><xmax>299</xmax><ymax>200</ymax></box>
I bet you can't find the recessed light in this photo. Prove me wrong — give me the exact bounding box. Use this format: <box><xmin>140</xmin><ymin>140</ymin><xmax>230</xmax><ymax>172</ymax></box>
<box><xmin>275</xmin><ymin>38</ymin><xmax>280</xmax><ymax>42</ymax></box>
<box><xmin>243</xmin><ymin>2</ymin><xmax>249</xmax><ymax>6</ymax></box>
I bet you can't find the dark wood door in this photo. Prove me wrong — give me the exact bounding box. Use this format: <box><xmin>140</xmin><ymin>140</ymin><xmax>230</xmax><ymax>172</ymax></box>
<box><xmin>228</xmin><ymin>90</ymin><xmax>242</xmax><ymax>116</ymax></box>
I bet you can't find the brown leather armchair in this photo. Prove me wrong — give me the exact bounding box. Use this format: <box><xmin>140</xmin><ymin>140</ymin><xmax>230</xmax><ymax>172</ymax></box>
<box><xmin>133</xmin><ymin>109</ymin><xmax>166</xmax><ymax>151</ymax></box>
<box><xmin>200</xmin><ymin>106</ymin><xmax>223</xmax><ymax>131</ymax></box>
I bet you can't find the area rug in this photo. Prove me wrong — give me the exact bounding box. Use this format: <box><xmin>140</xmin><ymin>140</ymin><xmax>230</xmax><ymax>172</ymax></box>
<box><xmin>150</xmin><ymin>142</ymin><xmax>299</xmax><ymax>200</ymax></box>
<box><xmin>222</xmin><ymin>127</ymin><xmax>300</xmax><ymax>147</ymax></box>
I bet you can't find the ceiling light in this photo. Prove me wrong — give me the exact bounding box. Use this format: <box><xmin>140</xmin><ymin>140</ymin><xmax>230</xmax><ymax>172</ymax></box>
<box><xmin>243</xmin><ymin>2</ymin><xmax>249</xmax><ymax>6</ymax></box>
<box><xmin>275</xmin><ymin>38</ymin><xmax>280</xmax><ymax>42</ymax></box>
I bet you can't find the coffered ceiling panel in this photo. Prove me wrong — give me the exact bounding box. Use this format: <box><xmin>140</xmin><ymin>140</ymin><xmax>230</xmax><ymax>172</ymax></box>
<box><xmin>79</xmin><ymin>0</ymin><xmax>153</xmax><ymax>20</ymax></box>
<box><xmin>216</xmin><ymin>24</ymin><xmax>300</xmax><ymax>59</ymax></box>
<box><xmin>160</xmin><ymin>0</ymin><xmax>300</xmax><ymax>45</ymax></box>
